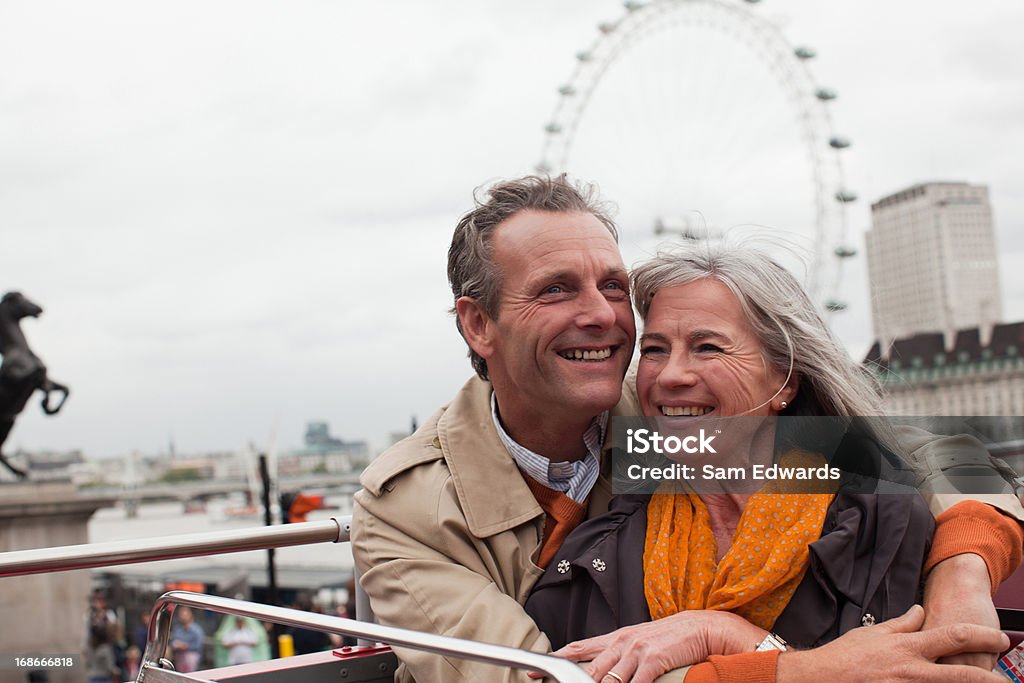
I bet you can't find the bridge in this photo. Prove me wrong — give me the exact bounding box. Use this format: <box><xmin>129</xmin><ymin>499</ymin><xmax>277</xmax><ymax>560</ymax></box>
<box><xmin>83</xmin><ymin>472</ymin><xmax>362</xmax><ymax>504</ymax></box>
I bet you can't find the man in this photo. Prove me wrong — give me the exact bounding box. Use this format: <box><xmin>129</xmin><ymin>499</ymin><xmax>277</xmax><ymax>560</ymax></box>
<box><xmin>169</xmin><ymin>610</ymin><xmax>203</xmax><ymax>671</ymax></box>
<box><xmin>170</xmin><ymin>606</ymin><xmax>205</xmax><ymax>673</ymax></box>
<box><xmin>352</xmin><ymin>175</ymin><xmax>1023</xmax><ymax>682</ymax></box>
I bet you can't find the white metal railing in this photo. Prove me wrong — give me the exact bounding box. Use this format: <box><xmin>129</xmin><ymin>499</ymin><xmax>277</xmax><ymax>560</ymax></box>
<box><xmin>0</xmin><ymin>516</ymin><xmax>592</xmax><ymax>682</ymax></box>
<box><xmin>143</xmin><ymin>591</ymin><xmax>591</xmax><ymax>683</ymax></box>
<box><xmin>0</xmin><ymin>517</ymin><xmax>348</xmax><ymax>577</ymax></box>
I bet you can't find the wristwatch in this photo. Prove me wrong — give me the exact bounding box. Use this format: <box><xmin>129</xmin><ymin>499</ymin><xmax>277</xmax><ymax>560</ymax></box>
<box><xmin>755</xmin><ymin>632</ymin><xmax>788</xmax><ymax>652</ymax></box>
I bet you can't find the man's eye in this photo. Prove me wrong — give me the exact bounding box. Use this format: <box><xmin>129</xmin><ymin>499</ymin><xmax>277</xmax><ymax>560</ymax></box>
<box><xmin>603</xmin><ymin>281</ymin><xmax>624</xmax><ymax>290</ymax></box>
<box><xmin>697</xmin><ymin>343</ymin><xmax>722</xmax><ymax>353</ymax></box>
<box><xmin>544</xmin><ymin>285</ymin><xmax>563</xmax><ymax>295</ymax></box>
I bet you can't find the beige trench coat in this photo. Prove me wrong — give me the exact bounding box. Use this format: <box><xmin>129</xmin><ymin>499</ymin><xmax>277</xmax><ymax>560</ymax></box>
<box><xmin>352</xmin><ymin>376</ymin><xmax>1024</xmax><ymax>682</ymax></box>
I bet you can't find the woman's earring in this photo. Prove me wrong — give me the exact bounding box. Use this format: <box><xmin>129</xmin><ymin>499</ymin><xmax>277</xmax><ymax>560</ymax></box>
<box><xmin>779</xmin><ymin>401</ymin><xmax>788</xmax><ymax>409</ymax></box>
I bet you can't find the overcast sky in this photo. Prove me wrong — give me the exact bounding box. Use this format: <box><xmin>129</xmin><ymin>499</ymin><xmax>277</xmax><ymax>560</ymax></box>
<box><xmin>2</xmin><ymin>0</ymin><xmax>1022</xmax><ymax>459</ymax></box>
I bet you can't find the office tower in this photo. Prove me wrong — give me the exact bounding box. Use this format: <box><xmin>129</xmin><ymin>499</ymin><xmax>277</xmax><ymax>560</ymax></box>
<box><xmin>866</xmin><ymin>182</ymin><xmax>1002</xmax><ymax>355</ymax></box>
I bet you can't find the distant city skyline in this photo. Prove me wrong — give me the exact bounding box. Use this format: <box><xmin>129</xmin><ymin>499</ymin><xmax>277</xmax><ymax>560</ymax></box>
<box><xmin>2</xmin><ymin>0</ymin><xmax>1022</xmax><ymax>458</ymax></box>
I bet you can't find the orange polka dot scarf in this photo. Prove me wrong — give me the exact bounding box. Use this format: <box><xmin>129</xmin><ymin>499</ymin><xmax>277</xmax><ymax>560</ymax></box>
<box><xmin>643</xmin><ymin>454</ymin><xmax>835</xmax><ymax>630</ymax></box>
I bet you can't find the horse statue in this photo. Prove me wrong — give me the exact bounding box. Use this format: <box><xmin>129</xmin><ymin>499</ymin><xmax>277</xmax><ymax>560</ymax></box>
<box><xmin>0</xmin><ymin>291</ymin><xmax>70</xmax><ymax>479</ymax></box>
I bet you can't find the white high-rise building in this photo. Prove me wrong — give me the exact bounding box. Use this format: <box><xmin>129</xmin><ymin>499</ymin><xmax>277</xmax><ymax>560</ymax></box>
<box><xmin>866</xmin><ymin>182</ymin><xmax>1002</xmax><ymax>356</ymax></box>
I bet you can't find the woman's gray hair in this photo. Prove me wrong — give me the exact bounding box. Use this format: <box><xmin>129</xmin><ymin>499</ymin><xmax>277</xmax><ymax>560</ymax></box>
<box><xmin>630</xmin><ymin>243</ymin><xmax>884</xmax><ymax>418</ymax></box>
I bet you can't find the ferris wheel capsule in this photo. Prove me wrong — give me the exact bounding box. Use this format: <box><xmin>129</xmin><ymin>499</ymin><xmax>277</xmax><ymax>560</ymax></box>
<box><xmin>558</xmin><ymin>84</ymin><xmax>576</xmax><ymax>96</ymax></box>
<box><xmin>835</xmin><ymin>190</ymin><xmax>858</xmax><ymax>203</ymax></box>
<box><xmin>829</xmin><ymin>136</ymin><xmax>851</xmax><ymax>149</ymax></box>
<box><xmin>815</xmin><ymin>87</ymin><xmax>837</xmax><ymax>101</ymax></box>
<box><xmin>545</xmin><ymin>122</ymin><xmax>563</xmax><ymax>134</ymax></box>
<box><xmin>825</xmin><ymin>300</ymin><xmax>848</xmax><ymax>312</ymax></box>
<box><xmin>598</xmin><ymin>22</ymin><xmax>617</xmax><ymax>34</ymax></box>
<box><xmin>624</xmin><ymin>1</ymin><xmax>644</xmax><ymax>11</ymax></box>
<box><xmin>794</xmin><ymin>46</ymin><xmax>816</xmax><ymax>59</ymax></box>
<box><xmin>576</xmin><ymin>51</ymin><xmax>593</xmax><ymax>62</ymax></box>
<box><xmin>834</xmin><ymin>246</ymin><xmax>857</xmax><ymax>258</ymax></box>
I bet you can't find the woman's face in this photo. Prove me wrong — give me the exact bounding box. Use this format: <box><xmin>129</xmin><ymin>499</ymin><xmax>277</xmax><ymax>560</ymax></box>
<box><xmin>637</xmin><ymin>278</ymin><xmax>794</xmax><ymax>418</ymax></box>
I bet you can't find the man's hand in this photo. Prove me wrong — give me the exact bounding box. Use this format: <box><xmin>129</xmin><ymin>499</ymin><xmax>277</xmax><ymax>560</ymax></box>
<box><xmin>922</xmin><ymin>553</ymin><xmax>1002</xmax><ymax>670</ymax></box>
<box><xmin>777</xmin><ymin>605</ymin><xmax>1009</xmax><ymax>683</ymax></box>
<box><xmin>542</xmin><ymin>611</ymin><xmax>766</xmax><ymax>683</ymax></box>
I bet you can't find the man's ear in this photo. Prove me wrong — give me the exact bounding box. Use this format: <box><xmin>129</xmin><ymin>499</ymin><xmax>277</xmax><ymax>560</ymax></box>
<box><xmin>455</xmin><ymin>296</ymin><xmax>495</xmax><ymax>360</ymax></box>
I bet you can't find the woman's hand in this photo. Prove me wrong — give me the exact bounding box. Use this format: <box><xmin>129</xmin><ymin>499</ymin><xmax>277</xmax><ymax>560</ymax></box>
<box><xmin>542</xmin><ymin>610</ymin><xmax>767</xmax><ymax>683</ymax></box>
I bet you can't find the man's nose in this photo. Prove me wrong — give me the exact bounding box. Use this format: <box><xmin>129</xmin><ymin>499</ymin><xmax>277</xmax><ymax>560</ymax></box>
<box><xmin>574</xmin><ymin>286</ymin><xmax>617</xmax><ymax>330</ymax></box>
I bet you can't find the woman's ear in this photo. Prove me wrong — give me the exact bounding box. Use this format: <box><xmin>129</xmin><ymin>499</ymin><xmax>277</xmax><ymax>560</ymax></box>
<box><xmin>455</xmin><ymin>296</ymin><xmax>495</xmax><ymax>360</ymax></box>
<box><xmin>778</xmin><ymin>371</ymin><xmax>801</xmax><ymax>409</ymax></box>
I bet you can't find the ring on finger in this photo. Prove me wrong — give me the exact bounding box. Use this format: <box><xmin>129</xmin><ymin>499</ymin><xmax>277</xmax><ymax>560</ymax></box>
<box><xmin>604</xmin><ymin>673</ymin><xmax>625</xmax><ymax>683</ymax></box>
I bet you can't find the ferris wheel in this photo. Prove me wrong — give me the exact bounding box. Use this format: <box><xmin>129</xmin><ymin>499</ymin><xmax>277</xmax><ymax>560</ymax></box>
<box><xmin>536</xmin><ymin>0</ymin><xmax>858</xmax><ymax>313</ymax></box>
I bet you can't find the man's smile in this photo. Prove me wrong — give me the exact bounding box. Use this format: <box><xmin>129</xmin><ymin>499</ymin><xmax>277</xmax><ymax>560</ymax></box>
<box><xmin>556</xmin><ymin>346</ymin><xmax>617</xmax><ymax>362</ymax></box>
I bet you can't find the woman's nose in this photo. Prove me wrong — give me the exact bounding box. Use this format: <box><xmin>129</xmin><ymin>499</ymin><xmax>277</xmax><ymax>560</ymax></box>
<box><xmin>657</xmin><ymin>353</ymin><xmax>699</xmax><ymax>389</ymax></box>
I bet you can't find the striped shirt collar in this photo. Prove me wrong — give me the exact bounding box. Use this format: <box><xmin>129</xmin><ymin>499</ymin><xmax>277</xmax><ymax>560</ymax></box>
<box><xmin>490</xmin><ymin>394</ymin><xmax>606</xmax><ymax>504</ymax></box>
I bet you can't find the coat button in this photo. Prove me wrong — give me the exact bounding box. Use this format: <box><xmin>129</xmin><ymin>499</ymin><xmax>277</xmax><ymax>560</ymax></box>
<box><xmin>556</xmin><ymin>560</ymin><xmax>571</xmax><ymax>574</ymax></box>
<box><xmin>861</xmin><ymin>613</ymin><xmax>876</xmax><ymax>626</ymax></box>
<box><xmin>592</xmin><ymin>558</ymin><xmax>606</xmax><ymax>572</ymax></box>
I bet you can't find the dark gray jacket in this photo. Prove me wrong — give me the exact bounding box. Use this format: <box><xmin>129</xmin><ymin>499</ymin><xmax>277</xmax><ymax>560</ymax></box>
<box><xmin>525</xmin><ymin>490</ymin><xmax>933</xmax><ymax>649</ymax></box>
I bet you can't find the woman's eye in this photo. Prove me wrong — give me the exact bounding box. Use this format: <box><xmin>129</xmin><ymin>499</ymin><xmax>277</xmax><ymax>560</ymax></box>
<box><xmin>640</xmin><ymin>345</ymin><xmax>666</xmax><ymax>357</ymax></box>
<box><xmin>697</xmin><ymin>343</ymin><xmax>722</xmax><ymax>353</ymax></box>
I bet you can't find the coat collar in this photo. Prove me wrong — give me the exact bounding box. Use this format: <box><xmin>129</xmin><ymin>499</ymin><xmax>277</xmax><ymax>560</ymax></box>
<box><xmin>360</xmin><ymin>374</ymin><xmax>641</xmax><ymax>538</ymax></box>
<box><xmin>438</xmin><ymin>377</ymin><xmax>546</xmax><ymax>538</ymax></box>
<box><xmin>441</xmin><ymin>376</ymin><xmax>641</xmax><ymax>537</ymax></box>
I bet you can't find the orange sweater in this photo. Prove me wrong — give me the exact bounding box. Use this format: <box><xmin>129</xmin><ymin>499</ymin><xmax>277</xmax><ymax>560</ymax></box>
<box><xmin>521</xmin><ymin>474</ymin><xmax>588</xmax><ymax>569</ymax></box>
<box><xmin>924</xmin><ymin>500</ymin><xmax>1024</xmax><ymax>592</ymax></box>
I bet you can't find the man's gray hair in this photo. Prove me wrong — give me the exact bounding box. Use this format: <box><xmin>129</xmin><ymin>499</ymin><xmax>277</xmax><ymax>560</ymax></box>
<box><xmin>630</xmin><ymin>243</ymin><xmax>884</xmax><ymax>417</ymax></box>
<box><xmin>448</xmin><ymin>175</ymin><xmax>618</xmax><ymax>380</ymax></box>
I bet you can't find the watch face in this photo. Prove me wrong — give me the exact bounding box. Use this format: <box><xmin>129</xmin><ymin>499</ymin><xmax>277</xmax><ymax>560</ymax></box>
<box><xmin>756</xmin><ymin>634</ymin><xmax>788</xmax><ymax>652</ymax></box>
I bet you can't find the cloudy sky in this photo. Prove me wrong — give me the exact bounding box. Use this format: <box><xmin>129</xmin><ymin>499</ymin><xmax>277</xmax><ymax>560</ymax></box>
<box><xmin>2</xmin><ymin>0</ymin><xmax>1022</xmax><ymax>459</ymax></box>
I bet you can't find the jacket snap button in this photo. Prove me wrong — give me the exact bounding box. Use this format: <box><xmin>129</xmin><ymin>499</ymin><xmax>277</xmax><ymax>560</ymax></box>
<box><xmin>556</xmin><ymin>560</ymin><xmax>571</xmax><ymax>574</ymax></box>
<box><xmin>592</xmin><ymin>558</ymin><xmax>606</xmax><ymax>572</ymax></box>
<box><xmin>861</xmin><ymin>613</ymin><xmax>875</xmax><ymax>626</ymax></box>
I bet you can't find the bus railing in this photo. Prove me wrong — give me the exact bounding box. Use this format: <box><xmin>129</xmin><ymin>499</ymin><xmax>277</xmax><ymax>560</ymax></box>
<box><xmin>142</xmin><ymin>591</ymin><xmax>591</xmax><ymax>683</ymax></box>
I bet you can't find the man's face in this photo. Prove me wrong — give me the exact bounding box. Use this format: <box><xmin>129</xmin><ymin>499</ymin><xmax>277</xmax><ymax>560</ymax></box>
<box><xmin>478</xmin><ymin>210</ymin><xmax>635</xmax><ymax>422</ymax></box>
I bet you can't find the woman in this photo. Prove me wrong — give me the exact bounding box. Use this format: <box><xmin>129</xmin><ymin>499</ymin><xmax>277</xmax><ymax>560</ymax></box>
<box><xmin>525</xmin><ymin>244</ymin><xmax>934</xmax><ymax>682</ymax></box>
<box><xmin>85</xmin><ymin>622</ymin><xmax>120</xmax><ymax>683</ymax></box>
